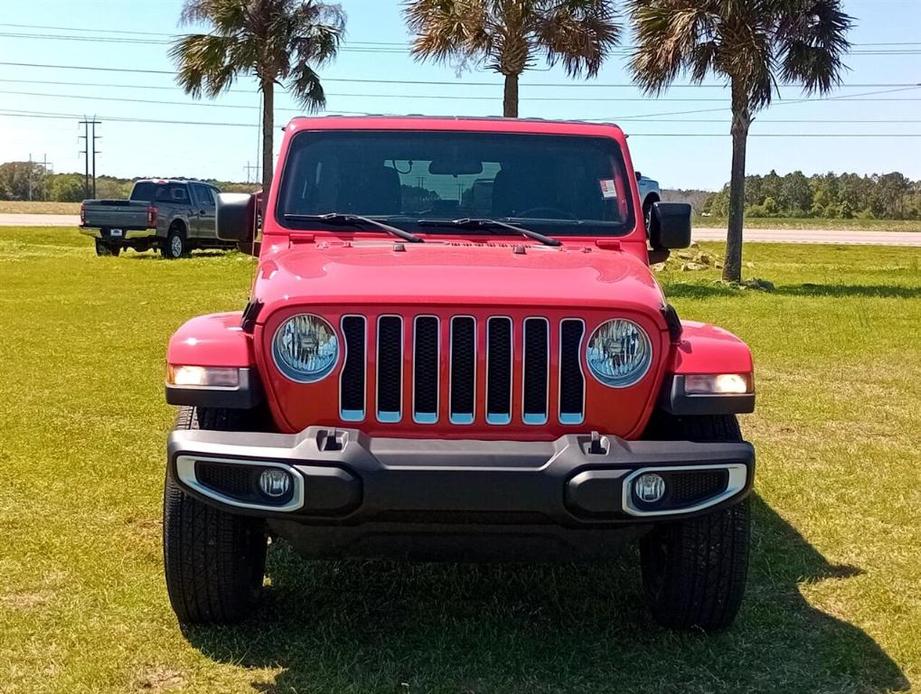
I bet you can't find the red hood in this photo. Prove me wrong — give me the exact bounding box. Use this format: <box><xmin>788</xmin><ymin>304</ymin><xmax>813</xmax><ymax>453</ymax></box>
<box><xmin>253</xmin><ymin>239</ymin><xmax>665</xmax><ymax>319</ymax></box>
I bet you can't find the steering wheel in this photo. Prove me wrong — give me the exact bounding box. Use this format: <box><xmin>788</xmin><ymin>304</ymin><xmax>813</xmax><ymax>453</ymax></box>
<box><xmin>513</xmin><ymin>206</ymin><xmax>575</xmax><ymax>220</ymax></box>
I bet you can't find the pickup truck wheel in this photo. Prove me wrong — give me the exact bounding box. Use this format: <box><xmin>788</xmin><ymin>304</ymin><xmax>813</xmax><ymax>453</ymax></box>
<box><xmin>639</xmin><ymin>414</ymin><xmax>750</xmax><ymax>631</ymax></box>
<box><xmin>94</xmin><ymin>238</ymin><xmax>121</xmax><ymax>257</ymax></box>
<box><xmin>163</xmin><ymin>406</ymin><xmax>267</xmax><ymax>624</ymax></box>
<box><xmin>163</xmin><ymin>226</ymin><xmax>188</xmax><ymax>259</ymax></box>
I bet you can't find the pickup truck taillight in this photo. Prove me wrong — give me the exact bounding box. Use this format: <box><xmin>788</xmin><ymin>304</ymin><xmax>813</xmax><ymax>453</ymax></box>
<box><xmin>147</xmin><ymin>206</ymin><xmax>157</xmax><ymax>228</ymax></box>
<box><xmin>79</xmin><ymin>202</ymin><xmax>86</xmax><ymax>225</ymax></box>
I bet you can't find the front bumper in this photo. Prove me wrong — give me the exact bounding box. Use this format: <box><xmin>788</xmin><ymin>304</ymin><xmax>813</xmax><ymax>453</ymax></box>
<box><xmin>167</xmin><ymin>427</ymin><xmax>755</xmax><ymax>527</ymax></box>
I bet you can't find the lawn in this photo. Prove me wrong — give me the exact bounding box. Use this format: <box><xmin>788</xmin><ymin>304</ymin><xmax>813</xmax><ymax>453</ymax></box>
<box><xmin>1</xmin><ymin>227</ymin><xmax>918</xmax><ymax>693</ymax></box>
<box><xmin>697</xmin><ymin>216</ymin><xmax>921</xmax><ymax>232</ymax></box>
<box><xmin>0</xmin><ymin>201</ymin><xmax>81</xmax><ymax>215</ymax></box>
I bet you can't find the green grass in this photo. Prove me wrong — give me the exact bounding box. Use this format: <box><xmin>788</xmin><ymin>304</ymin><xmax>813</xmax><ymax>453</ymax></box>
<box><xmin>1</xmin><ymin>227</ymin><xmax>919</xmax><ymax>693</ymax></box>
<box><xmin>0</xmin><ymin>201</ymin><xmax>81</xmax><ymax>215</ymax></box>
<box><xmin>697</xmin><ymin>216</ymin><xmax>921</xmax><ymax>232</ymax></box>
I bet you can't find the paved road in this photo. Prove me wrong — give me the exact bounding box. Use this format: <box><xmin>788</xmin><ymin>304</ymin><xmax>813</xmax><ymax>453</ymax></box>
<box><xmin>1</xmin><ymin>214</ymin><xmax>920</xmax><ymax>246</ymax></box>
<box><xmin>694</xmin><ymin>227</ymin><xmax>921</xmax><ymax>247</ymax></box>
<box><xmin>0</xmin><ymin>213</ymin><xmax>80</xmax><ymax>227</ymax></box>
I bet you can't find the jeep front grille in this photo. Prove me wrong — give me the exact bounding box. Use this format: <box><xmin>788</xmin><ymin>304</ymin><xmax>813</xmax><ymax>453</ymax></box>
<box><xmin>339</xmin><ymin>314</ymin><xmax>586</xmax><ymax>426</ymax></box>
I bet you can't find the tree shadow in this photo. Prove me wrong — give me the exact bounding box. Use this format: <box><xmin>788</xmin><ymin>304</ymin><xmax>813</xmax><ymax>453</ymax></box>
<box><xmin>183</xmin><ymin>496</ymin><xmax>908</xmax><ymax>693</ymax></box>
<box><xmin>660</xmin><ymin>281</ymin><xmax>921</xmax><ymax>300</ymax></box>
<box><xmin>774</xmin><ymin>283</ymin><xmax>921</xmax><ymax>299</ymax></box>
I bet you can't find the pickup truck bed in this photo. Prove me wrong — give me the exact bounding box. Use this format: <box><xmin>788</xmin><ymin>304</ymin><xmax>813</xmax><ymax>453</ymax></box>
<box><xmin>81</xmin><ymin>199</ymin><xmax>152</xmax><ymax>231</ymax></box>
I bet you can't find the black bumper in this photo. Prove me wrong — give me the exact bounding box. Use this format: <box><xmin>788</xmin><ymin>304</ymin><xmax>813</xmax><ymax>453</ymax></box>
<box><xmin>167</xmin><ymin>427</ymin><xmax>755</xmax><ymax>528</ymax></box>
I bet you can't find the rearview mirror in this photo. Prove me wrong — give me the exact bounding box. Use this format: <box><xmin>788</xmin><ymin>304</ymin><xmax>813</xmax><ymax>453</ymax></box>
<box><xmin>216</xmin><ymin>193</ymin><xmax>257</xmax><ymax>244</ymax></box>
<box><xmin>648</xmin><ymin>202</ymin><xmax>692</xmax><ymax>249</ymax></box>
<box><xmin>428</xmin><ymin>158</ymin><xmax>483</xmax><ymax>176</ymax></box>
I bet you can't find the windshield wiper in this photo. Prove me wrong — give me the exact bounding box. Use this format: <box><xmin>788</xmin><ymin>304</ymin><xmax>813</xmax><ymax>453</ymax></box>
<box><xmin>416</xmin><ymin>217</ymin><xmax>561</xmax><ymax>247</ymax></box>
<box><xmin>284</xmin><ymin>212</ymin><xmax>424</xmax><ymax>243</ymax></box>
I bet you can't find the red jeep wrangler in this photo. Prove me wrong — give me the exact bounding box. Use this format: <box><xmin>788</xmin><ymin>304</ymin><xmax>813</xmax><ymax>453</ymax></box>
<box><xmin>163</xmin><ymin>117</ymin><xmax>755</xmax><ymax>630</ymax></box>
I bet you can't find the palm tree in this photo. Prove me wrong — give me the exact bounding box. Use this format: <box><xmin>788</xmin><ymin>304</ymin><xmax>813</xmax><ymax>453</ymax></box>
<box><xmin>628</xmin><ymin>0</ymin><xmax>852</xmax><ymax>283</ymax></box>
<box><xmin>404</xmin><ymin>0</ymin><xmax>620</xmax><ymax>118</ymax></box>
<box><xmin>170</xmin><ymin>0</ymin><xmax>345</xmax><ymax>196</ymax></box>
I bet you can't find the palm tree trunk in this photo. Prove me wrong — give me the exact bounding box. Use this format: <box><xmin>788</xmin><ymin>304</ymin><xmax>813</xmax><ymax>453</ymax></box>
<box><xmin>723</xmin><ymin>85</ymin><xmax>751</xmax><ymax>284</ymax></box>
<box><xmin>261</xmin><ymin>78</ymin><xmax>274</xmax><ymax>197</ymax></box>
<box><xmin>503</xmin><ymin>73</ymin><xmax>519</xmax><ymax>118</ymax></box>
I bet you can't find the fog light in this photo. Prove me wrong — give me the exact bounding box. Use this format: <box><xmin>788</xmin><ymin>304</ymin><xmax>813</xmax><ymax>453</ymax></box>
<box><xmin>634</xmin><ymin>473</ymin><xmax>666</xmax><ymax>503</ymax></box>
<box><xmin>258</xmin><ymin>469</ymin><xmax>291</xmax><ymax>498</ymax></box>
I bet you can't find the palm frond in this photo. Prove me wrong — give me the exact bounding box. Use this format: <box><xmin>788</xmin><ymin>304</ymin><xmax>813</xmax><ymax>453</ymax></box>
<box><xmin>169</xmin><ymin>33</ymin><xmax>240</xmax><ymax>98</ymax></box>
<box><xmin>535</xmin><ymin>0</ymin><xmax>621</xmax><ymax>78</ymax></box>
<box><xmin>403</xmin><ymin>0</ymin><xmax>494</xmax><ymax>67</ymax></box>
<box><xmin>776</xmin><ymin>0</ymin><xmax>852</xmax><ymax>94</ymax></box>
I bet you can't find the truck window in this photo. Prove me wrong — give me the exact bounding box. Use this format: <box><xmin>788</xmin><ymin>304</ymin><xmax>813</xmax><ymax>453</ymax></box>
<box><xmin>156</xmin><ymin>184</ymin><xmax>190</xmax><ymax>203</ymax></box>
<box><xmin>277</xmin><ymin>131</ymin><xmax>635</xmax><ymax>236</ymax></box>
<box><xmin>191</xmin><ymin>184</ymin><xmax>216</xmax><ymax>209</ymax></box>
<box><xmin>130</xmin><ymin>182</ymin><xmax>158</xmax><ymax>202</ymax></box>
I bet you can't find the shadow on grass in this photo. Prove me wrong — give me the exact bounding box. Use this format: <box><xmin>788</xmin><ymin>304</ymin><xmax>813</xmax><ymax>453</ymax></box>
<box><xmin>184</xmin><ymin>497</ymin><xmax>908</xmax><ymax>693</ymax></box>
<box><xmin>661</xmin><ymin>281</ymin><xmax>921</xmax><ymax>300</ymax></box>
<box><xmin>774</xmin><ymin>283</ymin><xmax>921</xmax><ymax>299</ymax></box>
<box><xmin>125</xmin><ymin>250</ymin><xmax>231</xmax><ymax>260</ymax></box>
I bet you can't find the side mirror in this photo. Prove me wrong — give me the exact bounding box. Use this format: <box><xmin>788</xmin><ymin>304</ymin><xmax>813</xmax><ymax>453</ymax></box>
<box><xmin>648</xmin><ymin>202</ymin><xmax>692</xmax><ymax>250</ymax></box>
<box><xmin>635</xmin><ymin>171</ymin><xmax>642</xmax><ymax>181</ymax></box>
<box><xmin>216</xmin><ymin>193</ymin><xmax>257</xmax><ymax>243</ymax></box>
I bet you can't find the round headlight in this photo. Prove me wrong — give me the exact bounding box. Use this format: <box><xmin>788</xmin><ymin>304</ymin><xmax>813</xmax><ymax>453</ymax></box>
<box><xmin>272</xmin><ymin>314</ymin><xmax>339</xmax><ymax>383</ymax></box>
<box><xmin>586</xmin><ymin>319</ymin><xmax>653</xmax><ymax>388</ymax></box>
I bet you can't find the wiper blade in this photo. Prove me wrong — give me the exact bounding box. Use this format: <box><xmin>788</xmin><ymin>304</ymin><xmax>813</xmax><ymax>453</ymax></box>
<box><xmin>417</xmin><ymin>217</ymin><xmax>561</xmax><ymax>247</ymax></box>
<box><xmin>284</xmin><ymin>212</ymin><xmax>424</xmax><ymax>243</ymax></box>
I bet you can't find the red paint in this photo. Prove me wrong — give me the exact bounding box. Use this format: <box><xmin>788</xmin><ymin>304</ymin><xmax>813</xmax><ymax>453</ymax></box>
<box><xmin>166</xmin><ymin>116</ymin><xmax>753</xmax><ymax>440</ymax></box>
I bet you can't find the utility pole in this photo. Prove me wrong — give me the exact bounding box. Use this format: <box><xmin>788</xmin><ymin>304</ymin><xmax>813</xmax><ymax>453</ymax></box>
<box><xmin>244</xmin><ymin>161</ymin><xmax>259</xmax><ymax>184</ymax></box>
<box><xmin>78</xmin><ymin>116</ymin><xmax>101</xmax><ymax>198</ymax></box>
<box><xmin>28</xmin><ymin>153</ymin><xmax>33</xmax><ymax>201</ymax></box>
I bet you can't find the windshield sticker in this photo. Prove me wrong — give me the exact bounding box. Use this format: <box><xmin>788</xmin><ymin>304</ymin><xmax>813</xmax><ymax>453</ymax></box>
<box><xmin>600</xmin><ymin>179</ymin><xmax>618</xmax><ymax>199</ymax></box>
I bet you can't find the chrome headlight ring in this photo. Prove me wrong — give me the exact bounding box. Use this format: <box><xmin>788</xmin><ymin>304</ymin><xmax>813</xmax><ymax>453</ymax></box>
<box><xmin>272</xmin><ymin>313</ymin><xmax>339</xmax><ymax>383</ymax></box>
<box><xmin>586</xmin><ymin>319</ymin><xmax>653</xmax><ymax>388</ymax></box>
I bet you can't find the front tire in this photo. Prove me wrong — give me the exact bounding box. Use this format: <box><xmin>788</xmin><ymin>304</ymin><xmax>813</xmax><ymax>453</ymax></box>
<box><xmin>163</xmin><ymin>406</ymin><xmax>267</xmax><ymax>624</ymax></box>
<box><xmin>640</xmin><ymin>414</ymin><xmax>750</xmax><ymax>631</ymax></box>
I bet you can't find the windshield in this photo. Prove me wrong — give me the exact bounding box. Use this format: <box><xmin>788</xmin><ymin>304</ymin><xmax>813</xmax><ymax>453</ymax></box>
<box><xmin>277</xmin><ymin>131</ymin><xmax>635</xmax><ymax>236</ymax></box>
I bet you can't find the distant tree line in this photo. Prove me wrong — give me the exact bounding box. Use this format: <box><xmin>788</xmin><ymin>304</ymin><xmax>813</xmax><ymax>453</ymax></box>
<box><xmin>0</xmin><ymin>161</ymin><xmax>258</xmax><ymax>202</ymax></box>
<box><xmin>703</xmin><ymin>170</ymin><xmax>921</xmax><ymax>220</ymax></box>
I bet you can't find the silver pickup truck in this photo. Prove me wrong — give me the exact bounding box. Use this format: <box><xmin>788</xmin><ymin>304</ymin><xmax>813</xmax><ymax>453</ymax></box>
<box><xmin>80</xmin><ymin>179</ymin><xmax>236</xmax><ymax>258</ymax></box>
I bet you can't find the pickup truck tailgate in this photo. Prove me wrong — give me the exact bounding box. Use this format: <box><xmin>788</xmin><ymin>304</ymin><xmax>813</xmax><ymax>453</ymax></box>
<box><xmin>82</xmin><ymin>200</ymin><xmax>152</xmax><ymax>230</ymax></box>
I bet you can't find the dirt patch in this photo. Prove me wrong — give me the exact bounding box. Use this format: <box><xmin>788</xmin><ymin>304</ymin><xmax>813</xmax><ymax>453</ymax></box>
<box><xmin>133</xmin><ymin>666</ymin><xmax>186</xmax><ymax>692</ymax></box>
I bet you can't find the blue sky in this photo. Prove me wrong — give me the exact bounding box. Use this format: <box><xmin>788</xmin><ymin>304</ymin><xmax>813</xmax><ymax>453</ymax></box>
<box><xmin>0</xmin><ymin>0</ymin><xmax>918</xmax><ymax>190</ymax></box>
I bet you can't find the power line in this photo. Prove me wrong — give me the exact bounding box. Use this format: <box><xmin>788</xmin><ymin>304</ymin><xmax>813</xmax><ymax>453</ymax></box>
<box><xmin>1</xmin><ymin>61</ymin><xmax>918</xmax><ymax>90</ymax></box>
<box><xmin>1</xmin><ymin>22</ymin><xmax>919</xmax><ymax>50</ymax></box>
<box><xmin>2</xmin><ymin>108</ymin><xmax>921</xmax><ymax>137</ymax></box>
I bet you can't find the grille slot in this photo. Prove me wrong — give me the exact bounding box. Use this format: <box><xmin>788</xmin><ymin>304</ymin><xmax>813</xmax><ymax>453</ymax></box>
<box><xmin>559</xmin><ymin>319</ymin><xmax>585</xmax><ymax>424</ymax></box>
<box><xmin>340</xmin><ymin>316</ymin><xmax>366</xmax><ymax>421</ymax></box>
<box><xmin>340</xmin><ymin>313</ymin><xmax>598</xmax><ymax>428</ymax></box>
<box><xmin>450</xmin><ymin>317</ymin><xmax>476</xmax><ymax>424</ymax></box>
<box><xmin>376</xmin><ymin>316</ymin><xmax>403</xmax><ymax>422</ymax></box>
<box><xmin>413</xmin><ymin>316</ymin><xmax>440</xmax><ymax>423</ymax></box>
<box><xmin>522</xmin><ymin>318</ymin><xmax>549</xmax><ymax>425</ymax></box>
<box><xmin>486</xmin><ymin>317</ymin><xmax>513</xmax><ymax>425</ymax></box>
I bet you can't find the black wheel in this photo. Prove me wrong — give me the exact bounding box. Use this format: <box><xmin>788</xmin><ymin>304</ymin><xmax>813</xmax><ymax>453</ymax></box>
<box><xmin>643</xmin><ymin>198</ymin><xmax>655</xmax><ymax>232</ymax></box>
<box><xmin>640</xmin><ymin>414</ymin><xmax>750</xmax><ymax>631</ymax></box>
<box><xmin>94</xmin><ymin>238</ymin><xmax>121</xmax><ymax>257</ymax></box>
<box><xmin>162</xmin><ymin>225</ymin><xmax>188</xmax><ymax>259</ymax></box>
<box><xmin>163</xmin><ymin>406</ymin><xmax>267</xmax><ymax>625</ymax></box>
